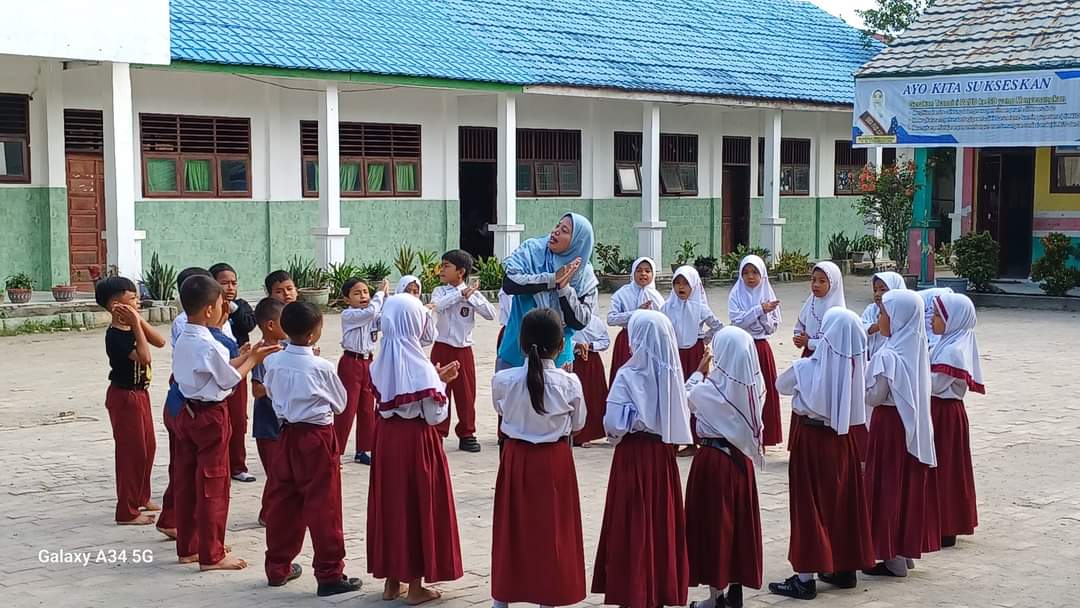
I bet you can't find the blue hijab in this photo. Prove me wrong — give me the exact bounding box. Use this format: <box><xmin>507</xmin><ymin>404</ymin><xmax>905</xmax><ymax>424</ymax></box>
<box><xmin>498</xmin><ymin>213</ymin><xmax>599</xmax><ymax>367</ymax></box>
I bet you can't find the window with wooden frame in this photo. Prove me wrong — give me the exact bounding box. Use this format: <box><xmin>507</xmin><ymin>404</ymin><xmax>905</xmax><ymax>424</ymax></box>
<box><xmin>758</xmin><ymin>137</ymin><xmax>811</xmax><ymax>196</ymax></box>
<box><xmin>517</xmin><ymin>129</ymin><xmax>581</xmax><ymax>197</ymax></box>
<box><xmin>1051</xmin><ymin>147</ymin><xmax>1080</xmax><ymax>194</ymax></box>
<box><xmin>139</xmin><ymin>114</ymin><xmax>251</xmax><ymax>198</ymax></box>
<box><xmin>612</xmin><ymin>132</ymin><xmax>698</xmax><ymax>196</ymax></box>
<box><xmin>0</xmin><ymin>94</ymin><xmax>30</xmax><ymax>184</ymax></box>
<box><xmin>834</xmin><ymin>140</ymin><xmax>868</xmax><ymax>195</ymax></box>
<box><xmin>301</xmin><ymin>121</ymin><xmax>421</xmax><ymax>198</ymax></box>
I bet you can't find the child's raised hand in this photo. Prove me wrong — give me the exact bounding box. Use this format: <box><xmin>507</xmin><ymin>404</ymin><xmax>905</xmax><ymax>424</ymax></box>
<box><xmin>114</xmin><ymin>303</ymin><xmax>141</xmax><ymax>327</ymax></box>
<box><xmin>240</xmin><ymin>342</ymin><xmax>252</xmax><ymax>355</ymax></box>
<box><xmin>868</xmin><ymin>323</ymin><xmax>880</xmax><ymax>336</ymax></box>
<box><xmin>381</xmin><ymin>279</ymin><xmax>391</xmax><ymax>295</ymax></box>
<box><xmin>574</xmin><ymin>343</ymin><xmax>589</xmax><ymax>361</ymax></box>
<box><xmin>555</xmin><ymin>258</ymin><xmax>582</xmax><ymax>289</ymax></box>
<box><xmin>696</xmin><ymin>351</ymin><xmax>713</xmax><ymax>376</ymax></box>
<box><xmin>762</xmin><ymin>300</ymin><xmax>780</xmax><ymax>313</ymax></box>
<box><xmin>436</xmin><ymin>361</ymin><xmax>460</xmax><ymax>383</ymax></box>
<box><xmin>639</xmin><ymin>300</ymin><xmax>653</xmax><ymax>310</ymax></box>
<box><xmin>793</xmin><ymin>332</ymin><xmax>809</xmax><ymax>349</ymax></box>
<box><xmin>251</xmin><ymin>341</ymin><xmax>282</xmax><ymax>363</ymax></box>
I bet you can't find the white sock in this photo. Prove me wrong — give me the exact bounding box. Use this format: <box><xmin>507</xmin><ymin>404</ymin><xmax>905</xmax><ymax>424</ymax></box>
<box><xmin>885</xmin><ymin>557</ymin><xmax>909</xmax><ymax>577</ymax></box>
<box><xmin>710</xmin><ymin>587</ymin><xmax>722</xmax><ymax>601</ymax></box>
<box><xmin>905</xmin><ymin>557</ymin><xmax>916</xmax><ymax>570</ymax></box>
<box><xmin>797</xmin><ymin>572</ymin><xmax>814</xmax><ymax>583</ymax></box>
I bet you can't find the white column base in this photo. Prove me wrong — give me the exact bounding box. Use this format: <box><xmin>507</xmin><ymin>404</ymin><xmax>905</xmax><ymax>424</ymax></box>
<box><xmin>491</xmin><ymin>223</ymin><xmax>525</xmax><ymax>260</ymax></box>
<box><xmin>311</xmin><ymin>227</ymin><xmax>351</xmax><ymax>268</ymax></box>
<box><xmin>635</xmin><ymin>220</ymin><xmax>667</xmax><ymax>266</ymax></box>
<box><xmin>760</xmin><ymin>217</ymin><xmax>786</xmax><ymax>261</ymax></box>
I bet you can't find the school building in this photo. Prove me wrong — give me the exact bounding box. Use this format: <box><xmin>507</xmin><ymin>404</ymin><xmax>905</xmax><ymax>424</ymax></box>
<box><xmin>0</xmin><ymin>0</ymin><xmax>882</xmax><ymax>290</ymax></box>
<box><xmin>856</xmin><ymin>0</ymin><xmax>1080</xmax><ymax>278</ymax></box>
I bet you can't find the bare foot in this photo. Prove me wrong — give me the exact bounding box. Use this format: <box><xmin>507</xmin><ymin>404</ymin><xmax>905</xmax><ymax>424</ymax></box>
<box><xmin>579</xmin><ymin>441</ymin><xmax>594</xmax><ymax>449</ymax></box>
<box><xmin>157</xmin><ymin>526</ymin><xmax>177</xmax><ymax>540</ymax></box>
<box><xmin>200</xmin><ymin>554</ymin><xmax>248</xmax><ymax>571</ymax></box>
<box><xmin>117</xmin><ymin>513</ymin><xmax>156</xmax><ymax>526</ymax></box>
<box><xmin>141</xmin><ymin>501</ymin><xmax>162</xmax><ymax>512</ymax></box>
<box><xmin>179</xmin><ymin>554</ymin><xmax>198</xmax><ymax>564</ymax></box>
<box><xmin>406</xmin><ymin>584</ymin><xmax>441</xmax><ymax>606</ymax></box>
<box><xmin>383</xmin><ymin>579</ymin><xmax>408</xmax><ymax>601</ymax></box>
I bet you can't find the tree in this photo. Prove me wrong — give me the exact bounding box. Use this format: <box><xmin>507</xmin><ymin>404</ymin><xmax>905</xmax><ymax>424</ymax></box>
<box><xmin>855</xmin><ymin>161</ymin><xmax>919</xmax><ymax>274</ymax></box>
<box><xmin>858</xmin><ymin>0</ymin><xmax>936</xmax><ymax>43</ymax></box>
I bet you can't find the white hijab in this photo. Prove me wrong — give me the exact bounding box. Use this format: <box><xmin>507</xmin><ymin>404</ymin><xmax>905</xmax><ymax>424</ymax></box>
<box><xmin>862</xmin><ymin>271</ymin><xmax>907</xmax><ymax>357</ymax></box>
<box><xmin>797</xmin><ymin>261</ymin><xmax>846</xmax><ymax>340</ymax></box>
<box><xmin>918</xmin><ymin>287</ymin><xmax>953</xmax><ymax>349</ymax></box>
<box><xmin>689</xmin><ymin>327</ymin><xmax>766</xmax><ymax>467</ymax></box>
<box><xmin>397</xmin><ymin>275</ymin><xmax>422</xmax><ymax>297</ymax></box>
<box><xmin>611</xmin><ymin>257</ymin><xmax>665</xmax><ymax>313</ymax></box>
<box><xmin>929</xmin><ymin>293</ymin><xmax>985</xmax><ymax>394</ymax></box>
<box><xmin>606</xmin><ymin>310</ymin><xmax>693</xmax><ymax>445</ymax></box>
<box><xmin>370</xmin><ymin>294</ymin><xmax>445</xmax><ymax>409</ymax></box>
<box><xmin>662</xmin><ymin>265</ymin><xmax>710</xmax><ymax>348</ymax></box>
<box><xmin>728</xmin><ymin>255</ymin><xmax>781</xmax><ymax>332</ymax></box>
<box><xmin>788</xmin><ymin>308</ymin><xmax>869</xmax><ymax>435</ymax></box>
<box><xmin>867</xmin><ymin>290</ymin><xmax>936</xmax><ymax>466</ymax></box>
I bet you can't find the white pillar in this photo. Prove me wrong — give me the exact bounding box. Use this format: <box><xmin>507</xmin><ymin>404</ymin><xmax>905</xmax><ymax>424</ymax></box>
<box><xmin>103</xmin><ymin>62</ymin><xmax>142</xmax><ymax>279</ymax></box>
<box><xmin>43</xmin><ymin>62</ymin><xmax>66</xmax><ymax>188</ymax></box>
<box><xmin>312</xmin><ymin>83</ymin><xmax>349</xmax><ymax>268</ymax></box>
<box><xmin>492</xmin><ymin>93</ymin><xmax>523</xmax><ymax>259</ymax></box>
<box><xmin>442</xmin><ymin>93</ymin><xmax>459</xmax><ymax>251</ymax></box>
<box><xmin>637</xmin><ymin>102</ymin><xmax>666</xmax><ymax>264</ymax></box>
<box><xmin>760</xmin><ymin>109</ymin><xmax>785</xmax><ymax>259</ymax></box>
<box><xmin>950</xmin><ymin>146</ymin><xmax>964</xmax><ymax>241</ymax></box>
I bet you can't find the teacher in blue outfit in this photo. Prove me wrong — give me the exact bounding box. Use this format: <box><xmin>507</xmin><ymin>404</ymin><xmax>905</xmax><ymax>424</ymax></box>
<box><xmin>497</xmin><ymin>213</ymin><xmax>599</xmax><ymax>371</ymax></box>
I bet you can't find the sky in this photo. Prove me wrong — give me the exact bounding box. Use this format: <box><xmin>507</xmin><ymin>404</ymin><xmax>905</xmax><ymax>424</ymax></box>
<box><xmin>805</xmin><ymin>0</ymin><xmax>877</xmax><ymax>28</ymax></box>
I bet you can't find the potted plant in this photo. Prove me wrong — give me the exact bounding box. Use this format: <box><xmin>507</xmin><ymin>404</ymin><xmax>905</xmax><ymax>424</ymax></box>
<box><xmin>287</xmin><ymin>256</ymin><xmax>331</xmax><ymax>306</ymax></box>
<box><xmin>595</xmin><ymin>243</ymin><xmax>635</xmax><ymax>291</ymax></box>
<box><xmin>951</xmin><ymin>231</ymin><xmax>1000</xmax><ymax>293</ymax></box>
<box><xmin>143</xmin><ymin>252</ymin><xmax>178</xmax><ymax>305</ymax></box>
<box><xmin>474</xmin><ymin>256</ymin><xmax>506</xmax><ymax>292</ymax></box>
<box><xmin>855</xmin><ymin>161</ymin><xmax>918</xmax><ymax>274</ymax></box>
<box><xmin>5</xmin><ymin>272</ymin><xmax>34</xmax><ymax>304</ymax></box>
<box><xmin>694</xmin><ymin>255</ymin><xmax>718</xmax><ymax>279</ymax></box>
<box><xmin>51</xmin><ymin>284</ymin><xmax>78</xmax><ymax>302</ymax></box>
<box><xmin>1030</xmin><ymin>232</ymin><xmax>1080</xmax><ymax>296</ymax></box>
<box><xmin>827</xmin><ymin>233</ymin><xmax>852</xmax><ymax>274</ymax></box>
<box><xmin>359</xmin><ymin>261</ymin><xmax>392</xmax><ymax>287</ymax></box>
<box><xmin>772</xmin><ymin>249</ymin><xmax>811</xmax><ymax>281</ymax></box>
<box><xmin>673</xmin><ymin>240</ymin><xmax>700</xmax><ymax>273</ymax></box>
<box><xmin>720</xmin><ymin>245</ymin><xmax>772</xmax><ymax>280</ymax></box>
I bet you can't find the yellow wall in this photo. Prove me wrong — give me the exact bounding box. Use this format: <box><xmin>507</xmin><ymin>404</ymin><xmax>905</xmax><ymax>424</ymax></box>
<box><xmin>1034</xmin><ymin>147</ymin><xmax>1080</xmax><ymax>212</ymax></box>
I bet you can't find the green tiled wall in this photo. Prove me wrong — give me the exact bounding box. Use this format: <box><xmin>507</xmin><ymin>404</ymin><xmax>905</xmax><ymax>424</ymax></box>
<box><xmin>0</xmin><ymin>187</ymin><xmax>69</xmax><ymax>288</ymax></box>
<box><xmin>749</xmin><ymin>196</ymin><xmax>866</xmax><ymax>259</ymax></box>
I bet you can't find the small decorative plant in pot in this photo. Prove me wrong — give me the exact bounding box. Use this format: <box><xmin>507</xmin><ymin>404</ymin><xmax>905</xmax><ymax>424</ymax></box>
<box><xmin>51</xmin><ymin>284</ymin><xmax>78</xmax><ymax>302</ymax></box>
<box><xmin>693</xmin><ymin>255</ymin><xmax>718</xmax><ymax>279</ymax></box>
<box><xmin>5</xmin><ymin>272</ymin><xmax>35</xmax><ymax>304</ymax></box>
<box><xmin>673</xmin><ymin>241</ymin><xmax>700</xmax><ymax>273</ymax></box>
<box><xmin>952</xmin><ymin>230</ymin><xmax>1000</xmax><ymax>293</ymax></box>
<box><xmin>288</xmin><ymin>255</ymin><xmax>332</xmax><ymax>306</ymax></box>
<box><xmin>827</xmin><ymin>233</ymin><xmax>852</xmax><ymax>274</ymax></box>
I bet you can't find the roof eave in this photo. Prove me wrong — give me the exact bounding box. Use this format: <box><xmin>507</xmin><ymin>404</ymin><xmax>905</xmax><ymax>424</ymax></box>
<box><xmin>856</xmin><ymin>61</ymin><xmax>1080</xmax><ymax>80</ymax></box>
<box><xmin>522</xmin><ymin>85</ymin><xmax>853</xmax><ymax>112</ymax></box>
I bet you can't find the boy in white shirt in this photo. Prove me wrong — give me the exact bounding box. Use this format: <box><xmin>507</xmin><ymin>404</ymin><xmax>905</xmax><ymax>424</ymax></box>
<box><xmin>429</xmin><ymin>250</ymin><xmax>496</xmax><ymax>452</ymax></box>
<box><xmin>335</xmin><ymin>277</ymin><xmax>390</xmax><ymax>465</ymax></box>
<box><xmin>262</xmin><ymin>302</ymin><xmax>362</xmax><ymax>597</ymax></box>
<box><xmin>172</xmin><ymin>275</ymin><xmax>278</xmax><ymax>572</ymax></box>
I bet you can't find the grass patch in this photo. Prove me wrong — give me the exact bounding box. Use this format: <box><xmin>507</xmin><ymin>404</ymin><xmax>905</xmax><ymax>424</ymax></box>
<box><xmin>0</xmin><ymin>318</ymin><xmax>75</xmax><ymax>337</ymax></box>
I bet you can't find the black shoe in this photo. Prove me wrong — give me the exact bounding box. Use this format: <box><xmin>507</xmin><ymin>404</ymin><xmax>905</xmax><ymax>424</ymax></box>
<box><xmin>862</xmin><ymin>562</ymin><xmax>903</xmax><ymax>577</ymax></box>
<box><xmin>353</xmin><ymin>451</ymin><xmax>372</xmax><ymax>465</ymax></box>
<box><xmin>459</xmin><ymin>436</ymin><xmax>481</xmax><ymax>453</ymax></box>
<box><xmin>726</xmin><ymin>584</ymin><xmax>742</xmax><ymax>607</ymax></box>
<box><xmin>769</xmin><ymin>575</ymin><xmax>817</xmax><ymax>600</ymax></box>
<box><xmin>819</xmin><ymin>571</ymin><xmax>857</xmax><ymax>589</ymax></box>
<box><xmin>268</xmin><ymin>563</ymin><xmax>302</xmax><ymax>587</ymax></box>
<box><xmin>316</xmin><ymin>575</ymin><xmax>363</xmax><ymax>597</ymax></box>
<box><xmin>941</xmin><ymin>535</ymin><xmax>957</xmax><ymax>548</ymax></box>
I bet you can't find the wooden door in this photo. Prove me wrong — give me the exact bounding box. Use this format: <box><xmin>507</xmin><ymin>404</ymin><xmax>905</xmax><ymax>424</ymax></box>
<box><xmin>976</xmin><ymin>152</ymin><xmax>1001</xmax><ymax>242</ymax></box>
<box><xmin>66</xmin><ymin>154</ymin><xmax>106</xmax><ymax>290</ymax></box>
<box><xmin>721</xmin><ymin>168</ymin><xmax>736</xmax><ymax>254</ymax></box>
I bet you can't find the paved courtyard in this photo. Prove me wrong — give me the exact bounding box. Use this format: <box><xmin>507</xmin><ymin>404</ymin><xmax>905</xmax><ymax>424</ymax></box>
<box><xmin>0</xmin><ymin>277</ymin><xmax>1077</xmax><ymax>608</ymax></box>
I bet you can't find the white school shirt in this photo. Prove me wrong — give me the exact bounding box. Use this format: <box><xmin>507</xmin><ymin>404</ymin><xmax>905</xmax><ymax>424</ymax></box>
<box><xmin>263</xmin><ymin>344</ymin><xmax>347</xmax><ymax>426</ymax></box>
<box><xmin>492</xmin><ymin>360</ymin><xmax>587</xmax><ymax>443</ymax></box>
<box><xmin>172</xmin><ymin>324</ymin><xmax>242</xmax><ymax>402</ymax></box>
<box><xmin>379</xmin><ymin>396</ymin><xmax>448</xmax><ymax>425</ymax></box>
<box><xmin>664</xmin><ymin>304</ymin><xmax>723</xmax><ymax>348</ymax></box>
<box><xmin>931</xmin><ymin>372</ymin><xmax>968</xmax><ymax>400</ymax></box>
<box><xmin>340</xmin><ymin>292</ymin><xmax>385</xmax><ymax>355</ymax></box>
<box><xmin>430</xmin><ymin>284</ymin><xmax>497</xmax><ymax>348</ymax></box>
<box><xmin>171</xmin><ymin>310</ymin><xmax>234</xmax><ymax>347</ymax></box>
<box><xmin>572</xmin><ymin>314</ymin><xmax>611</xmax><ymax>352</ymax></box>
<box><xmin>729</xmin><ymin>302</ymin><xmax>779</xmax><ymax>339</ymax></box>
<box><xmin>774</xmin><ymin>366</ymin><xmax>829</xmax><ymax>422</ymax></box>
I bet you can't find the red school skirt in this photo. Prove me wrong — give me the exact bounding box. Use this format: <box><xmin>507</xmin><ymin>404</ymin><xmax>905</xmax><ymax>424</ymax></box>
<box><xmin>787</xmin><ymin>417</ymin><xmax>875</xmax><ymax>574</ymax></box>
<box><xmin>685</xmin><ymin>440</ymin><xmax>762</xmax><ymax>590</ymax></box>
<box><xmin>754</xmin><ymin>339</ymin><xmax>783</xmax><ymax>447</ymax></box>
<box><xmin>787</xmin><ymin>346</ymin><xmax>815</xmax><ymax>452</ymax></box>
<box><xmin>573</xmin><ymin>351</ymin><xmax>609</xmax><ymax>445</ymax></box>
<box><xmin>931</xmin><ymin>397</ymin><xmax>978</xmax><ymax>537</ymax></box>
<box><xmin>592</xmin><ymin>433</ymin><xmax>689</xmax><ymax>608</ymax></box>
<box><xmin>366</xmin><ymin>416</ymin><xmax>463</xmax><ymax>583</ymax></box>
<box><xmin>679</xmin><ymin>339</ymin><xmax>706</xmax><ymax>445</ymax></box>
<box><xmin>608</xmin><ymin>328</ymin><xmax>632</xmax><ymax>386</ymax></box>
<box><xmin>864</xmin><ymin>406</ymin><xmax>941</xmax><ymax>560</ymax></box>
<box><xmin>492</xmin><ymin>438</ymin><xmax>585</xmax><ymax>606</ymax></box>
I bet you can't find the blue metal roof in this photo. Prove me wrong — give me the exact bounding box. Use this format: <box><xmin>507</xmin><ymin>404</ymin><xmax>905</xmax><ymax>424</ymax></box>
<box><xmin>171</xmin><ymin>0</ymin><xmax>880</xmax><ymax>104</ymax></box>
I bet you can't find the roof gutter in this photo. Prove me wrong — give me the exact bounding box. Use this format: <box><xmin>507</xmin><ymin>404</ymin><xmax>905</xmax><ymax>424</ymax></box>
<box><xmin>856</xmin><ymin>62</ymin><xmax>1080</xmax><ymax>80</ymax></box>
<box><xmin>522</xmin><ymin>85</ymin><xmax>853</xmax><ymax>112</ymax></box>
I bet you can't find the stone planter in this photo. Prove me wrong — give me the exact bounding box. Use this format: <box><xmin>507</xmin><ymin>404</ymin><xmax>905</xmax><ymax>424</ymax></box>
<box><xmin>51</xmin><ymin>285</ymin><xmax>78</xmax><ymax>302</ymax></box>
<box><xmin>6</xmin><ymin>288</ymin><xmax>31</xmax><ymax>304</ymax></box>
<box><xmin>902</xmin><ymin>274</ymin><xmax>920</xmax><ymax>290</ymax></box>
<box><xmin>831</xmin><ymin>259</ymin><xmax>852</xmax><ymax>274</ymax></box>
<box><xmin>694</xmin><ymin>265</ymin><xmax>715</xmax><ymax>280</ymax></box>
<box><xmin>850</xmin><ymin>251</ymin><xmax>866</xmax><ymax>264</ymax></box>
<box><xmin>297</xmin><ymin>287</ymin><xmax>330</xmax><ymax>306</ymax></box>
<box><xmin>599</xmin><ymin>274</ymin><xmax>631</xmax><ymax>293</ymax></box>
<box><xmin>936</xmin><ymin>276</ymin><xmax>969</xmax><ymax>295</ymax></box>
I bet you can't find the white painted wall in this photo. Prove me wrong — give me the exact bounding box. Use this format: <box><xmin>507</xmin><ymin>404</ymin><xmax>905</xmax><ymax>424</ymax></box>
<box><xmin>0</xmin><ymin>56</ymin><xmax>58</xmax><ymax>188</ymax></box>
<box><xmin>0</xmin><ymin>0</ymin><xmax>169</xmax><ymax>65</ymax></box>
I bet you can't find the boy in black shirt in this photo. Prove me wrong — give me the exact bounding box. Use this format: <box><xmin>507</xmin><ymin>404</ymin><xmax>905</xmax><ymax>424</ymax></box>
<box><xmin>96</xmin><ymin>276</ymin><xmax>166</xmax><ymax>525</ymax></box>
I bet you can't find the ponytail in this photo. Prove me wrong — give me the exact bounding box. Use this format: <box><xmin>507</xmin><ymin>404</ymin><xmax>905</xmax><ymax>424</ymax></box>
<box><xmin>526</xmin><ymin>343</ymin><xmax>547</xmax><ymax>415</ymax></box>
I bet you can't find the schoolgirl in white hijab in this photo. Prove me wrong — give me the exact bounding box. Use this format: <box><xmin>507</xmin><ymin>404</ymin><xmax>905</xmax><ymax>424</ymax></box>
<box><xmin>918</xmin><ymin>287</ymin><xmax>953</xmax><ymax>349</ymax></box>
<box><xmin>769</xmin><ymin>308</ymin><xmax>875</xmax><ymax>601</ymax></box>
<box><xmin>393</xmin><ymin>275</ymin><xmax>435</xmax><ymax>345</ymax></box>
<box><xmin>861</xmin><ymin>271</ymin><xmax>907</xmax><ymax>358</ymax></box>
<box><xmin>607</xmin><ymin>257</ymin><xmax>666</xmax><ymax>384</ymax></box>
<box><xmin>397</xmin><ymin>275</ymin><xmax>422</xmax><ymax>297</ymax></box>
<box><xmin>728</xmin><ymin>254</ymin><xmax>783</xmax><ymax>447</ymax></box>
<box><xmin>928</xmin><ymin>292</ymin><xmax>983</xmax><ymax>547</ymax></box>
<box><xmin>593</xmin><ymin>310</ymin><xmax>692</xmax><ymax>608</ymax></box>
<box><xmin>863</xmin><ymin>289</ymin><xmax>939</xmax><ymax>578</ymax></box>
<box><xmin>662</xmin><ymin>266</ymin><xmax>723</xmax><ymax>351</ymax></box>
<box><xmin>794</xmin><ymin>261</ymin><xmax>846</xmax><ymax>355</ymax></box>
<box><xmin>684</xmin><ymin>327</ymin><xmax>765</xmax><ymax>607</ymax></box>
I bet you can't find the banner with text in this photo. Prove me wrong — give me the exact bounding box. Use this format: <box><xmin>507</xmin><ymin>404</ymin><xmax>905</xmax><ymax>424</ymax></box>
<box><xmin>853</xmin><ymin>69</ymin><xmax>1080</xmax><ymax>147</ymax></box>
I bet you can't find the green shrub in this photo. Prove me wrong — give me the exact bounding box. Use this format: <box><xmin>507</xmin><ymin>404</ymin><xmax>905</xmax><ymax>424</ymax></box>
<box><xmin>394</xmin><ymin>245</ymin><xmax>418</xmax><ymax>278</ymax></box>
<box><xmin>1030</xmin><ymin>232</ymin><xmax>1080</xmax><ymax>296</ymax></box>
<box><xmin>828</xmin><ymin>232</ymin><xmax>852</xmax><ymax>260</ymax></box>
<box><xmin>4</xmin><ymin>272</ymin><xmax>34</xmax><ymax>290</ymax></box>
<box><xmin>721</xmin><ymin>245</ymin><xmax>772</xmax><ymax>276</ymax></box>
<box><xmin>144</xmin><ymin>252</ymin><xmax>177</xmax><ymax>301</ymax></box>
<box><xmin>675</xmin><ymin>241</ymin><xmax>700</xmax><ymax>265</ymax></box>
<box><xmin>773</xmin><ymin>250</ymin><xmax>811</xmax><ymax>276</ymax></box>
<box><xmin>952</xmin><ymin>231</ymin><xmax>999</xmax><ymax>292</ymax></box>
<box><xmin>358</xmin><ymin>261</ymin><xmax>392</xmax><ymax>286</ymax></box>
<box><xmin>595</xmin><ymin>243</ymin><xmax>634</xmax><ymax>274</ymax></box>
<box><xmin>326</xmin><ymin>262</ymin><xmax>362</xmax><ymax>303</ymax></box>
<box><xmin>474</xmin><ymin>257</ymin><xmax>506</xmax><ymax>291</ymax></box>
<box><xmin>285</xmin><ymin>255</ymin><xmax>327</xmax><ymax>289</ymax></box>
<box><xmin>417</xmin><ymin>250</ymin><xmax>441</xmax><ymax>294</ymax></box>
